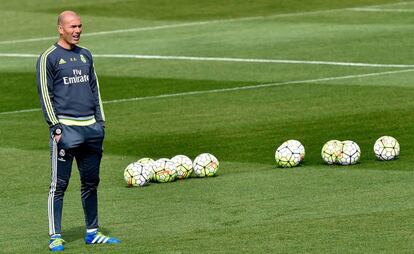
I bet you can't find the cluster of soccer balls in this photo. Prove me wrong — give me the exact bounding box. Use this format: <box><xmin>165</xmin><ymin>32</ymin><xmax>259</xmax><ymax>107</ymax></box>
<box><xmin>321</xmin><ymin>136</ymin><xmax>400</xmax><ymax>165</ymax></box>
<box><xmin>275</xmin><ymin>136</ymin><xmax>400</xmax><ymax>167</ymax></box>
<box><xmin>321</xmin><ymin>140</ymin><xmax>361</xmax><ymax>165</ymax></box>
<box><xmin>124</xmin><ymin>153</ymin><xmax>219</xmax><ymax>187</ymax></box>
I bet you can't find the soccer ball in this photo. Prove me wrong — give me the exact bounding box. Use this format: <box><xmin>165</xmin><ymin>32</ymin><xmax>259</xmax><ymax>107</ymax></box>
<box><xmin>123</xmin><ymin>162</ymin><xmax>151</xmax><ymax>187</ymax></box>
<box><xmin>337</xmin><ymin>140</ymin><xmax>361</xmax><ymax>165</ymax></box>
<box><xmin>321</xmin><ymin>140</ymin><xmax>343</xmax><ymax>165</ymax></box>
<box><xmin>137</xmin><ymin>157</ymin><xmax>156</xmax><ymax>181</ymax></box>
<box><xmin>171</xmin><ymin>155</ymin><xmax>193</xmax><ymax>179</ymax></box>
<box><xmin>274</xmin><ymin>141</ymin><xmax>302</xmax><ymax>168</ymax></box>
<box><xmin>285</xmin><ymin>140</ymin><xmax>305</xmax><ymax>161</ymax></box>
<box><xmin>193</xmin><ymin>153</ymin><xmax>219</xmax><ymax>177</ymax></box>
<box><xmin>153</xmin><ymin>158</ymin><xmax>177</xmax><ymax>183</ymax></box>
<box><xmin>374</xmin><ymin>136</ymin><xmax>400</xmax><ymax>161</ymax></box>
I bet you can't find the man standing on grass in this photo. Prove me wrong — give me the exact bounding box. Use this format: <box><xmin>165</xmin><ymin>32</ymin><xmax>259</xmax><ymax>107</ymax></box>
<box><xmin>36</xmin><ymin>10</ymin><xmax>120</xmax><ymax>252</ymax></box>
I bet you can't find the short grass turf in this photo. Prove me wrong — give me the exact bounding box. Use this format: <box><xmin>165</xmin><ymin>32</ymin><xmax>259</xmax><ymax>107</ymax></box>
<box><xmin>1</xmin><ymin>0</ymin><xmax>414</xmax><ymax>253</ymax></box>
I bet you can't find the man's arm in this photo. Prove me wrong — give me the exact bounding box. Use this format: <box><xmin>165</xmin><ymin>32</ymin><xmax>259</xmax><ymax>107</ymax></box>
<box><xmin>89</xmin><ymin>58</ymin><xmax>105</xmax><ymax>126</ymax></box>
<box><xmin>36</xmin><ymin>47</ymin><xmax>62</xmax><ymax>137</ymax></box>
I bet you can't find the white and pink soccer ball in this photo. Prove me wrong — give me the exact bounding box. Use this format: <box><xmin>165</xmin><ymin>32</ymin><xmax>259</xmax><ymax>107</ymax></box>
<box><xmin>171</xmin><ymin>155</ymin><xmax>193</xmax><ymax>179</ymax></box>
<box><xmin>274</xmin><ymin>140</ymin><xmax>305</xmax><ymax>168</ymax></box>
<box><xmin>193</xmin><ymin>153</ymin><xmax>219</xmax><ymax>177</ymax></box>
<box><xmin>123</xmin><ymin>162</ymin><xmax>151</xmax><ymax>187</ymax></box>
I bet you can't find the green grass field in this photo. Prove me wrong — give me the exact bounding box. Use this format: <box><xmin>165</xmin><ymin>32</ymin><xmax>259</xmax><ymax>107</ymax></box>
<box><xmin>1</xmin><ymin>0</ymin><xmax>414</xmax><ymax>253</ymax></box>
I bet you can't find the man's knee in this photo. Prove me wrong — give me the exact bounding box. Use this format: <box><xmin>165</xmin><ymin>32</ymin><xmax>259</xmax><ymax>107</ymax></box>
<box><xmin>80</xmin><ymin>178</ymin><xmax>100</xmax><ymax>199</ymax></box>
<box><xmin>81</xmin><ymin>177</ymin><xmax>100</xmax><ymax>191</ymax></box>
<box><xmin>52</xmin><ymin>178</ymin><xmax>70</xmax><ymax>197</ymax></box>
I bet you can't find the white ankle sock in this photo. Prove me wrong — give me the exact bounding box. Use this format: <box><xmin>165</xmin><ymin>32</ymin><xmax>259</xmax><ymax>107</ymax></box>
<box><xmin>87</xmin><ymin>228</ymin><xmax>98</xmax><ymax>234</ymax></box>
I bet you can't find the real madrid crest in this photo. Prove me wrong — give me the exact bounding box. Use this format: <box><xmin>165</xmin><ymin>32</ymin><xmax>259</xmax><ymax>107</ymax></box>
<box><xmin>80</xmin><ymin>54</ymin><xmax>87</xmax><ymax>63</ymax></box>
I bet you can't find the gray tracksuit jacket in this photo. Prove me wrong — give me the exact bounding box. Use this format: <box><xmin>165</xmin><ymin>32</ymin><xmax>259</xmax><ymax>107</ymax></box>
<box><xmin>36</xmin><ymin>43</ymin><xmax>105</xmax><ymax>131</ymax></box>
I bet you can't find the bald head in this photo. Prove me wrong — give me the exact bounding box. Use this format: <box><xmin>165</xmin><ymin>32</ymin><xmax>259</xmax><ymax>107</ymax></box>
<box><xmin>58</xmin><ymin>11</ymin><xmax>80</xmax><ymax>25</ymax></box>
<box><xmin>57</xmin><ymin>11</ymin><xmax>82</xmax><ymax>49</ymax></box>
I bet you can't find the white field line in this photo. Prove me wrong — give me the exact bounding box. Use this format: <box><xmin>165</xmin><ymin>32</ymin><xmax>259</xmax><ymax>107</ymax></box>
<box><xmin>1</xmin><ymin>68</ymin><xmax>413</xmax><ymax>116</ymax></box>
<box><xmin>348</xmin><ymin>0</ymin><xmax>414</xmax><ymax>12</ymax></box>
<box><xmin>0</xmin><ymin>53</ymin><xmax>37</xmax><ymax>58</ymax></box>
<box><xmin>1</xmin><ymin>1</ymin><xmax>413</xmax><ymax>45</ymax></box>
<box><xmin>357</xmin><ymin>0</ymin><xmax>414</xmax><ymax>8</ymax></box>
<box><xmin>93</xmin><ymin>54</ymin><xmax>414</xmax><ymax>68</ymax></box>
<box><xmin>1</xmin><ymin>53</ymin><xmax>414</xmax><ymax>68</ymax></box>
<box><xmin>350</xmin><ymin>7</ymin><xmax>414</xmax><ymax>12</ymax></box>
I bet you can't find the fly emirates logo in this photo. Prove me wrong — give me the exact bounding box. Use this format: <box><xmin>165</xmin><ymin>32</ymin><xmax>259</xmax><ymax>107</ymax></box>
<box><xmin>63</xmin><ymin>69</ymin><xmax>89</xmax><ymax>85</ymax></box>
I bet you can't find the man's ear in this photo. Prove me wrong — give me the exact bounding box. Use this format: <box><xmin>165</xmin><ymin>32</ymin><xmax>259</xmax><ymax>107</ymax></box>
<box><xmin>57</xmin><ymin>25</ymin><xmax>63</xmax><ymax>34</ymax></box>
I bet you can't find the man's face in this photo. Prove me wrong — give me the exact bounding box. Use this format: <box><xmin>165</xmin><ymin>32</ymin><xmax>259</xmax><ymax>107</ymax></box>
<box><xmin>58</xmin><ymin>15</ymin><xmax>82</xmax><ymax>46</ymax></box>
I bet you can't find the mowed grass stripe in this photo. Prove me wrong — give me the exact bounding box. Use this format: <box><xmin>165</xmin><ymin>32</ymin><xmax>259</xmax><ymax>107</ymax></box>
<box><xmin>1</xmin><ymin>68</ymin><xmax>413</xmax><ymax>115</ymax></box>
<box><xmin>0</xmin><ymin>7</ymin><xmax>363</xmax><ymax>45</ymax></box>
<box><xmin>0</xmin><ymin>0</ymin><xmax>411</xmax><ymax>45</ymax></box>
<box><xmin>2</xmin><ymin>82</ymin><xmax>413</xmax><ymax>165</ymax></box>
<box><xmin>0</xmin><ymin>9</ymin><xmax>337</xmax><ymax>45</ymax></box>
<box><xmin>103</xmin><ymin>68</ymin><xmax>414</xmax><ymax>103</ymax></box>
